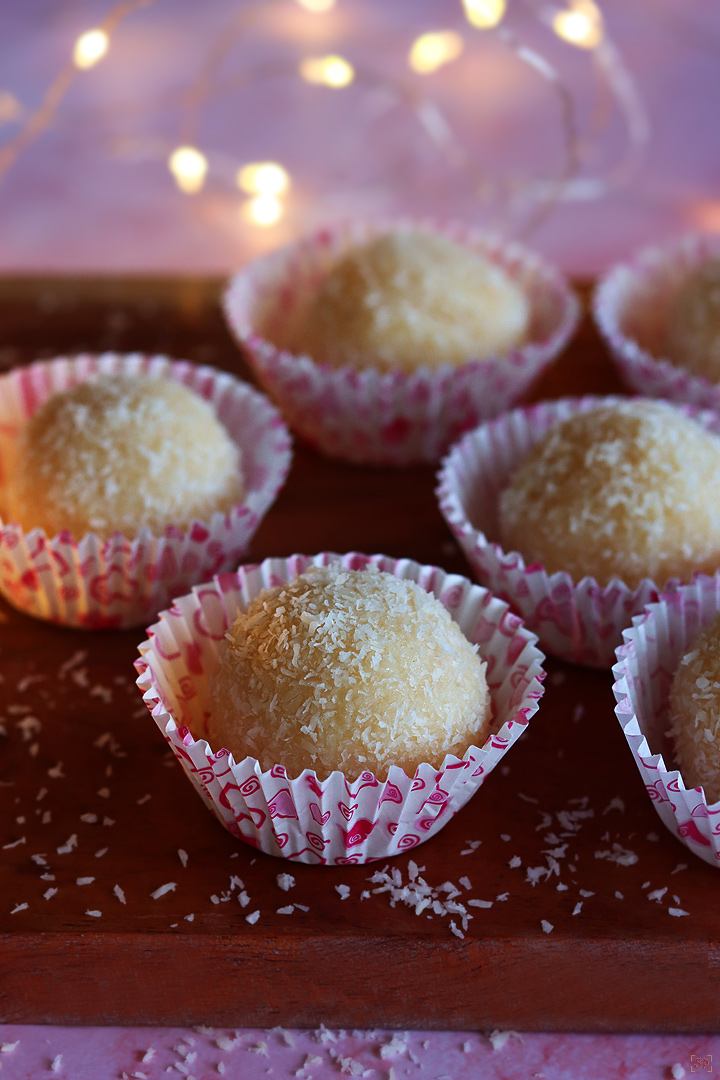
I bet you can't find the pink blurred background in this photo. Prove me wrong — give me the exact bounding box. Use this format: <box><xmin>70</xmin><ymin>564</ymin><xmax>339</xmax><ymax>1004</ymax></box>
<box><xmin>1</xmin><ymin>0</ymin><xmax>719</xmax><ymax>277</ymax></box>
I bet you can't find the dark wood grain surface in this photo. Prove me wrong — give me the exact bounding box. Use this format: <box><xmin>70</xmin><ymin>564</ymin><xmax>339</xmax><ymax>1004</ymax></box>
<box><xmin>0</xmin><ymin>276</ymin><xmax>717</xmax><ymax>1031</ymax></box>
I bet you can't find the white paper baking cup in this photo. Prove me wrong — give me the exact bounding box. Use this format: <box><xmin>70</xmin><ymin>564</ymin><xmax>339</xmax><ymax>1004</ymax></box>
<box><xmin>594</xmin><ymin>233</ymin><xmax>720</xmax><ymax>408</ymax></box>
<box><xmin>0</xmin><ymin>354</ymin><xmax>293</xmax><ymax>628</ymax></box>
<box><xmin>612</xmin><ymin>576</ymin><xmax>720</xmax><ymax>868</ymax></box>
<box><xmin>134</xmin><ymin>552</ymin><xmax>545</xmax><ymax>865</ymax></box>
<box><xmin>223</xmin><ymin>219</ymin><xmax>579</xmax><ymax>466</ymax></box>
<box><xmin>436</xmin><ymin>394</ymin><xmax>720</xmax><ymax>668</ymax></box>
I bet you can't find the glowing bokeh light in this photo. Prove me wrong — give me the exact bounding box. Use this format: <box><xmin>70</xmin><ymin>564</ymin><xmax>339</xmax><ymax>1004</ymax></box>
<box><xmin>299</xmin><ymin>55</ymin><xmax>355</xmax><ymax>88</ymax></box>
<box><xmin>168</xmin><ymin>146</ymin><xmax>208</xmax><ymax>194</ymax></box>
<box><xmin>408</xmin><ymin>31</ymin><xmax>464</xmax><ymax>75</ymax></box>
<box><xmin>553</xmin><ymin>2</ymin><xmax>604</xmax><ymax>49</ymax></box>
<box><xmin>242</xmin><ymin>194</ymin><xmax>284</xmax><ymax>226</ymax></box>
<box><xmin>461</xmin><ymin>0</ymin><xmax>506</xmax><ymax>30</ymax></box>
<box><xmin>296</xmin><ymin>0</ymin><xmax>336</xmax><ymax>11</ymax></box>
<box><xmin>236</xmin><ymin>161</ymin><xmax>290</xmax><ymax>197</ymax></box>
<box><xmin>73</xmin><ymin>28</ymin><xmax>110</xmax><ymax>69</ymax></box>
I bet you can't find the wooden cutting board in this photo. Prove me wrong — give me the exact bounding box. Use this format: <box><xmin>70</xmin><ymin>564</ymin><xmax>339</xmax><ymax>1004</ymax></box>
<box><xmin>0</xmin><ymin>276</ymin><xmax>717</xmax><ymax>1031</ymax></box>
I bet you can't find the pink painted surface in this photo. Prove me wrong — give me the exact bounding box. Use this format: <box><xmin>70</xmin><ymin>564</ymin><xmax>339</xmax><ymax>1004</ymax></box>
<box><xmin>2</xmin><ymin>1</ymin><xmax>719</xmax><ymax>1066</ymax></box>
<box><xmin>0</xmin><ymin>1027</ymin><xmax>717</xmax><ymax>1079</ymax></box>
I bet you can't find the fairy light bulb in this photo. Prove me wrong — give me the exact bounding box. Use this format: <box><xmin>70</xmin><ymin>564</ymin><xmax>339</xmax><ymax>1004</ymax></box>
<box><xmin>461</xmin><ymin>0</ymin><xmax>506</xmax><ymax>30</ymax></box>
<box><xmin>296</xmin><ymin>0</ymin><xmax>336</xmax><ymax>11</ymax></box>
<box><xmin>168</xmin><ymin>146</ymin><xmax>208</xmax><ymax>194</ymax></box>
<box><xmin>553</xmin><ymin>1</ymin><xmax>604</xmax><ymax>49</ymax></box>
<box><xmin>236</xmin><ymin>161</ymin><xmax>290</xmax><ymax>197</ymax></box>
<box><xmin>408</xmin><ymin>31</ymin><xmax>464</xmax><ymax>74</ymax></box>
<box><xmin>299</xmin><ymin>55</ymin><xmax>355</xmax><ymax>88</ymax></box>
<box><xmin>73</xmin><ymin>28</ymin><xmax>110</xmax><ymax>69</ymax></box>
<box><xmin>242</xmin><ymin>194</ymin><xmax>283</xmax><ymax>227</ymax></box>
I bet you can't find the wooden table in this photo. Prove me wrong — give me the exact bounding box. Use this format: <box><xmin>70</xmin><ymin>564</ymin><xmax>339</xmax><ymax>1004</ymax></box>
<box><xmin>0</xmin><ymin>276</ymin><xmax>717</xmax><ymax>1031</ymax></box>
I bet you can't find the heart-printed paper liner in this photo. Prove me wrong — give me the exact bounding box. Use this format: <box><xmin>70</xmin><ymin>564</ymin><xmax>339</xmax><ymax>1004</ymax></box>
<box><xmin>436</xmin><ymin>394</ymin><xmax>720</xmax><ymax>668</ymax></box>
<box><xmin>0</xmin><ymin>354</ymin><xmax>293</xmax><ymax>629</ymax></box>
<box><xmin>594</xmin><ymin>233</ymin><xmax>720</xmax><ymax>409</ymax></box>
<box><xmin>222</xmin><ymin>219</ymin><xmax>579</xmax><ymax>466</ymax></box>
<box><xmin>134</xmin><ymin>552</ymin><xmax>545</xmax><ymax>865</ymax></box>
<box><xmin>612</xmin><ymin>575</ymin><xmax>720</xmax><ymax>868</ymax></box>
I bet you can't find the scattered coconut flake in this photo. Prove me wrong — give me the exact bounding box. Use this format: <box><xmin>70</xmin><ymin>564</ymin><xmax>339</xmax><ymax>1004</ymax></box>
<box><xmin>178</xmin><ymin>850</ymin><xmax>189</xmax><ymax>868</ymax></box>
<box><xmin>615</xmin><ymin>891</ymin><xmax>624</xmax><ymax>899</ymax></box>
<box><xmin>336</xmin><ymin>885</ymin><xmax>350</xmax><ymax>900</ymax></box>
<box><xmin>47</xmin><ymin>762</ymin><xmax>65</xmax><ymax>779</ymax></box>
<box><xmin>215</xmin><ymin>1035</ymin><xmax>241</xmax><ymax>1052</ymax></box>
<box><xmin>80</xmin><ymin>813</ymin><xmax>98</xmax><ymax>824</ymax></box>
<box><xmin>648</xmin><ymin>887</ymin><xmax>667</xmax><ymax>904</ymax></box>
<box><xmin>44</xmin><ymin>888</ymin><xmax>57</xmax><ymax>900</ymax></box>
<box><xmin>114</xmin><ymin>885</ymin><xmax>126</xmax><ymax>905</ymax></box>
<box><xmin>572</xmin><ymin>903</ymin><xmax>582</xmax><ymax>916</ymax></box>
<box><xmin>500</xmin><ymin>834</ymin><xmax>512</xmax><ymax>842</ymax></box>
<box><xmin>151</xmin><ymin>882</ymin><xmax>177</xmax><ymax>899</ymax></box>
<box><xmin>556</xmin><ymin>883</ymin><xmax>568</xmax><ymax>892</ymax></box>
<box><xmin>141</xmin><ymin>1048</ymin><xmax>156</xmax><ymax>1063</ymax></box>
<box><xmin>249</xmin><ymin>1042</ymin><xmax>269</xmax><ymax>1056</ymax></box>
<box><xmin>468</xmin><ymin>899</ymin><xmax>492</xmax><ymax>909</ymax></box>
<box><xmin>277</xmin><ymin>906</ymin><xmax>295</xmax><ymax>915</ymax></box>
<box><xmin>379</xmin><ymin>1034</ymin><xmax>408</xmax><ymax>1059</ymax></box>
<box><xmin>646</xmin><ymin>831</ymin><xmax>660</xmax><ymax>842</ymax></box>
<box><xmin>11</xmin><ymin>903</ymin><xmax>28</xmax><ymax>914</ymax></box>
<box><xmin>460</xmin><ymin>840</ymin><xmax>481</xmax><ymax>855</ymax></box>
<box><xmin>508</xmin><ymin>856</ymin><xmax>522</xmax><ymax>869</ymax></box>
<box><xmin>51</xmin><ymin>1053</ymin><xmax>62</xmax><ymax>1072</ymax></box>
<box><xmin>184</xmin><ymin>914</ymin><xmax>194</xmax><ymax>922</ymax></box>
<box><xmin>136</xmin><ymin>794</ymin><xmax>152</xmax><ymax>805</ymax></box>
<box><xmin>594</xmin><ymin>844</ymin><xmax>638</xmax><ymax>867</ymax></box>
<box><xmin>459</xmin><ymin>876</ymin><xmax>472</xmax><ymax>890</ymax></box>
<box><xmin>488</xmin><ymin>1030</ymin><xmax>522</xmax><ymax>1051</ymax></box>
<box><xmin>602</xmin><ymin>797</ymin><xmax>625</xmax><ymax>815</ymax></box>
<box><xmin>97</xmin><ymin>787</ymin><xmax>110</xmax><ymax>799</ymax></box>
<box><xmin>294</xmin><ymin>904</ymin><xmax>309</xmax><ymax>913</ymax></box>
<box><xmin>86</xmin><ymin>910</ymin><xmax>102</xmax><ymax>918</ymax></box>
<box><xmin>671</xmin><ymin>1064</ymin><xmax>686</xmax><ymax>1079</ymax></box>
<box><xmin>2</xmin><ymin>836</ymin><xmax>25</xmax><ymax>849</ymax></box>
<box><xmin>496</xmin><ymin>893</ymin><xmax>509</xmax><ymax>902</ymax></box>
<box><xmin>56</xmin><ymin>834</ymin><xmax>78</xmax><ymax>855</ymax></box>
<box><xmin>16</xmin><ymin>715</ymin><xmax>41</xmax><ymax>740</ymax></box>
<box><xmin>246</xmin><ymin>910</ymin><xmax>260</xmax><ymax>925</ymax></box>
<box><xmin>541</xmin><ymin>920</ymin><xmax>554</xmax><ymax>933</ymax></box>
<box><xmin>76</xmin><ymin>877</ymin><xmax>94</xmax><ymax>886</ymax></box>
<box><xmin>94</xmin><ymin>847</ymin><xmax>109</xmax><ymax>858</ymax></box>
<box><xmin>277</xmin><ymin>873</ymin><xmax>295</xmax><ymax>891</ymax></box>
<box><xmin>671</xmin><ymin>864</ymin><xmax>688</xmax><ymax>875</ymax></box>
<box><xmin>572</xmin><ymin>704</ymin><xmax>584</xmax><ymax>722</ymax></box>
<box><xmin>217</xmin><ymin>1064</ymin><xmax>225</xmax><ymax>1075</ymax></box>
<box><xmin>0</xmin><ymin>1042</ymin><xmax>19</xmax><ymax>1053</ymax></box>
<box><xmin>669</xmin><ymin>908</ymin><xmax>690</xmax><ymax>917</ymax></box>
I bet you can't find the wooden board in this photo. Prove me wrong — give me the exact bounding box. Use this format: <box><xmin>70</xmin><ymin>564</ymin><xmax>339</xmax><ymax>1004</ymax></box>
<box><xmin>0</xmin><ymin>276</ymin><xmax>717</xmax><ymax>1031</ymax></box>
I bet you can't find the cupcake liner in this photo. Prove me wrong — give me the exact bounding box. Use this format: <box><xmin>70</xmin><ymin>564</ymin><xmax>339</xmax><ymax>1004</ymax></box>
<box><xmin>612</xmin><ymin>575</ymin><xmax>720</xmax><ymax>867</ymax></box>
<box><xmin>436</xmin><ymin>394</ymin><xmax>720</xmax><ymax>668</ymax></box>
<box><xmin>0</xmin><ymin>354</ymin><xmax>293</xmax><ymax>628</ymax></box>
<box><xmin>594</xmin><ymin>233</ymin><xmax>720</xmax><ymax>408</ymax></box>
<box><xmin>134</xmin><ymin>551</ymin><xmax>545</xmax><ymax>865</ymax></box>
<box><xmin>223</xmin><ymin>219</ymin><xmax>579</xmax><ymax>466</ymax></box>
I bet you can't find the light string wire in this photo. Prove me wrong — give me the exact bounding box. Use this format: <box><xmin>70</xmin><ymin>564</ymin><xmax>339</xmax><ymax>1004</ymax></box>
<box><xmin>0</xmin><ymin>0</ymin><xmax>649</xmax><ymax>237</ymax></box>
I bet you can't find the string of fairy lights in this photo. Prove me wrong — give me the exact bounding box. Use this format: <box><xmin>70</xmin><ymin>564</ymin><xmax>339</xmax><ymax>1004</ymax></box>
<box><xmin>0</xmin><ymin>0</ymin><xmax>648</xmax><ymax>236</ymax></box>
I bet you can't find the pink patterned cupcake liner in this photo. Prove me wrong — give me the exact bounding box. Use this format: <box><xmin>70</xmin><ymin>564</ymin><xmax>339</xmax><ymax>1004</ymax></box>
<box><xmin>0</xmin><ymin>354</ymin><xmax>293</xmax><ymax>629</ymax></box>
<box><xmin>436</xmin><ymin>394</ymin><xmax>720</xmax><ymax>668</ymax></box>
<box><xmin>594</xmin><ymin>233</ymin><xmax>720</xmax><ymax>408</ymax></box>
<box><xmin>612</xmin><ymin>575</ymin><xmax>720</xmax><ymax>868</ymax></box>
<box><xmin>223</xmin><ymin>219</ymin><xmax>579</xmax><ymax>466</ymax></box>
<box><xmin>134</xmin><ymin>551</ymin><xmax>545</xmax><ymax>865</ymax></box>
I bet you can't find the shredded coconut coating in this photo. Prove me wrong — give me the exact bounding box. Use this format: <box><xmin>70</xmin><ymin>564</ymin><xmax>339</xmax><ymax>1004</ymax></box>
<box><xmin>5</xmin><ymin>374</ymin><xmax>244</xmax><ymax>540</ymax></box>
<box><xmin>670</xmin><ymin>614</ymin><xmax>720</xmax><ymax>803</ymax></box>
<box><xmin>498</xmin><ymin>400</ymin><xmax>720</xmax><ymax>588</ymax></box>
<box><xmin>292</xmin><ymin>230</ymin><xmax>529</xmax><ymax>373</ymax></box>
<box><xmin>666</xmin><ymin>258</ymin><xmax>720</xmax><ymax>382</ymax></box>
<box><xmin>207</xmin><ymin>566</ymin><xmax>491</xmax><ymax>779</ymax></box>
